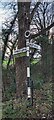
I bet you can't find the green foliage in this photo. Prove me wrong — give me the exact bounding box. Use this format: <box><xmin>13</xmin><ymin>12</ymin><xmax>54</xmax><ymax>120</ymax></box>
<box><xmin>2</xmin><ymin>98</ymin><xmax>39</xmax><ymax>118</ymax></box>
<box><xmin>2</xmin><ymin>91</ymin><xmax>52</xmax><ymax>119</ymax></box>
<box><xmin>2</xmin><ymin>66</ymin><xmax>16</xmax><ymax>101</ymax></box>
<box><xmin>34</xmin><ymin>79</ymin><xmax>44</xmax><ymax>90</ymax></box>
<box><xmin>3</xmin><ymin>59</ymin><xmax>14</xmax><ymax>67</ymax></box>
<box><xmin>14</xmin><ymin>52</ymin><xmax>26</xmax><ymax>58</ymax></box>
<box><xmin>3</xmin><ymin>100</ymin><xmax>17</xmax><ymax>119</ymax></box>
<box><xmin>2</xmin><ymin>47</ymin><xmax>52</xmax><ymax>118</ymax></box>
<box><xmin>31</xmin><ymin>59</ymin><xmax>39</xmax><ymax>65</ymax></box>
<box><xmin>5</xmin><ymin>82</ymin><xmax>16</xmax><ymax>100</ymax></box>
<box><xmin>35</xmin><ymin>35</ymin><xmax>49</xmax><ymax>44</ymax></box>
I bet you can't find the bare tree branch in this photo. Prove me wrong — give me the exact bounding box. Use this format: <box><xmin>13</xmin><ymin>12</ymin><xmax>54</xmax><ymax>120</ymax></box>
<box><xmin>36</xmin><ymin>11</ymin><xmax>43</xmax><ymax>29</ymax></box>
<box><xmin>30</xmin><ymin>2</ymin><xmax>40</xmax><ymax>22</ymax></box>
<box><xmin>7</xmin><ymin>35</ymin><xmax>18</xmax><ymax>68</ymax></box>
<box><xmin>31</xmin><ymin>22</ymin><xmax>54</xmax><ymax>39</ymax></box>
<box><xmin>2</xmin><ymin>11</ymin><xmax>18</xmax><ymax>62</ymax></box>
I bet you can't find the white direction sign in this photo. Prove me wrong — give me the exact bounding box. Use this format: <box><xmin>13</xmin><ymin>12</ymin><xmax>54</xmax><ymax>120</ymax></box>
<box><xmin>13</xmin><ymin>43</ymin><xmax>41</xmax><ymax>55</ymax></box>
<box><xmin>13</xmin><ymin>47</ymin><xmax>27</xmax><ymax>55</ymax></box>
<box><xmin>29</xmin><ymin>43</ymin><xmax>41</xmax><ymax>50</ymax></box>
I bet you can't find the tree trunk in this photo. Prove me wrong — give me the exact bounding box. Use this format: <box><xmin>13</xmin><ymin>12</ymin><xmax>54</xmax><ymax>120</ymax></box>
<box><xmin>41</xmin><ymin>36</ymin><xmax>49</xmax><ymax>82</ymax></box>
<box><xmin>52</xmin><ymin>36</ymin><xmax>54</xmax><ymax>115</ymax></box>
<box><xmin>15</xmin><ymin>2</ymin><xmax>30</xmax><ymax>98</ymax></box>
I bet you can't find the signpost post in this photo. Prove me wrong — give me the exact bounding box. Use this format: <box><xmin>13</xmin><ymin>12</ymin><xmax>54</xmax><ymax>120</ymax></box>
<box><xmin>25</xmin><ymin>30</ymin><xmax>33</xmax><ymax>106</ymax></box>
<box><xmin>13</xmin><ymin>30</ymin><xmax>41</xmax><ymax>106</ymax></box>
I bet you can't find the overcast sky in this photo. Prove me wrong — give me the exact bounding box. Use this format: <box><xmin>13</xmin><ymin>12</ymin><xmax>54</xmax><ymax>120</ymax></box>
<box><xmin>0</xmin><ymin>0</ymin><xmax>53</xmax><ymax>31</ymax></box>
<box><xmin>0</xmin><ymin>0</ymin><xmax>17</xmax><ymax>31</ymax></box>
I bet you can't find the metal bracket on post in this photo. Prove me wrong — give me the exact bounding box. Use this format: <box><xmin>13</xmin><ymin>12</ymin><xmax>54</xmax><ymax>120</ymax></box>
<box><xmin>25</xmin><ymin>30</ymin><xmax>30</xmax><ymax>39</ymax></box>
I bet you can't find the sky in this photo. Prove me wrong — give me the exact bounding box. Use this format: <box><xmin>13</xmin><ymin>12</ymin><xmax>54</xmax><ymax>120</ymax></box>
<box><xmin>0</xmin><ymin>0</ymin><xmax>17</xmax><ymax>31</ymax></box>
<box><xmin>0</xmin><ymin>0</ymin><xmax>53</xmax><ymax>32</ymax></box>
